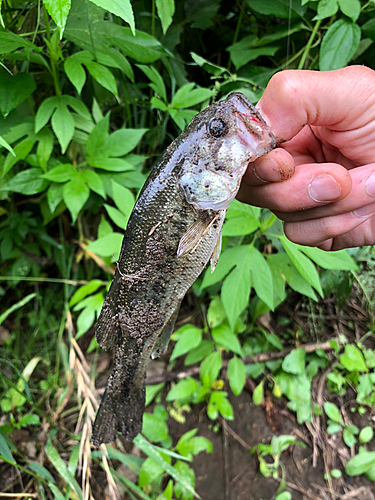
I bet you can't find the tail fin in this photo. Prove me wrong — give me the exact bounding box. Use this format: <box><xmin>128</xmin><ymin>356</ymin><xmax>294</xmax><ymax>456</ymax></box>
<box><xmin>92</xmin><ymin>336</ymin><xmax>146</xmax><ymax>447</ymax></box>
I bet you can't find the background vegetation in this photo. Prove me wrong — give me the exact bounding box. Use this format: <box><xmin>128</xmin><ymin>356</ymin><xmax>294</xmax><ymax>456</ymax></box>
<box><xmin>2</xmin><ymin>0</ymin><xmax>375</xmax><ymax>499</ymax></box>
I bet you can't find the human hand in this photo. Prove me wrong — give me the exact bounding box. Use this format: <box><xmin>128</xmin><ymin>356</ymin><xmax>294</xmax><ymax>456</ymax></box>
<box><xmin>237</xmin><ymin>66</ymin><xmax>375</xmax><ymax>251</ymax></box>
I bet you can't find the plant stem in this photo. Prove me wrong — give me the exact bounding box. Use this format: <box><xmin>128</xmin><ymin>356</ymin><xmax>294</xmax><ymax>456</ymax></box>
<box><xmin>0</xmin><ymin>276</ymin><xmax>102</xmax><ymax>286</ymax></box>
<box><xmin>298</xmin><ymin>19</ymin><xmax>321</xmax><ymax>70</ymax></box>
<box><xmin>151</xmin><ymin>0</ymin><xmax>155</xmax><ymax>37</ymax></box>
<box><xmin>43</xmin><ymin>5</ymin><xmax>61</xmax><ymax>96</ymax></box>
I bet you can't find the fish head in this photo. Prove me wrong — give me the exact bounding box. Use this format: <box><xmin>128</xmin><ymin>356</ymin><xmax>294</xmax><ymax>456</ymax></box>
<box><xmin>180</xmin><ymin>92</ymin><xmax>277</xmax><ymax>210</ymax></box>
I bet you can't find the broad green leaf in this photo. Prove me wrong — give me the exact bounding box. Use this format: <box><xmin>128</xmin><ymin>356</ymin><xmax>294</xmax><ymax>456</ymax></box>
<box><xmin>340</xmin><ymin>344</ymin><xmax>368</xmax><ymax>373</ymax></box>
<box><xmin>86</xmin><ymin>232</ymin><xmax>123</xmax><ymax>258</ymax></box>
<box><xmin>89</xmin><ymin>0</ymin><xmax>135</xmax><ymax>34</ymax></box>
<box><xmin>211</xmin><ymin>324</ymin><xmax>243</xmax><ymax>356</ymax></box>
<box><xmin>338</xmin><ymin>0</ymin><xmax>360</xmax><ymax>22</ymax></box>
<box><xmin>359</xmin><ymin>427</ymin><xmax>374</xmax><ymax>444</ymax></box>
<box><xmin>190</xmin><ymin>52</ymin><xmax>226</xmax><ymax>76</ymax></box>
<box><xmin>64</xmin><ymin>55</ymin><xmax>86</xmax><ymax>94</ymax></box>
<box><xmin>29</xmin><ymin>462</ymin><xmax>55</xmax><ymax>483</ymax></box>
<box><xmin>0</xmin><ymin>70</ymin><xmax>36</xmax><ymax>117</ymax></box>
<box><xmin>171</xmin><ymin>325</ymin><xmax>202</xmax><ymax>361</ymax></box>
<box><xmin>62</xmin><ymin>178</ymin><xmax>90</xmax><ymax>223</ymax></box>
<box><xmin>319</xmin><ymin>19</ymin><xmax>361</xmax><ymax>71</ymax></box>
<box><xmin>36</xmin><ymin>128</ymin><xmax>54</xmax><ymax>171</ymax></box>
<box><xmin>314</xmin><ymin>0</ymin><xmax>338</xmax><ymax>20</ymax></box>
<box><xmin>172</xmin><ymin>82</ymin><xmax>213</xmax><ymax>109</ymax></box>
<box><xmin>200</xmin><ymin>351</ymin><xmax>222</xmax><ymax>387</ymax></box>
<box><xmin>85</xmin><ymin>60</ymin><xmax>118</xmax><ymax>99</ymax></box>
<box><xmin>209</xmin><ymin>391</ymin><xmax>233</xmax><ymax>420</ymax></box>
<box><xmin>281</xmin><ymin>235</ymin><xmax>323</xmax><ymax>297</ymax></box>
<box><xmin>69</xmin><ymin>279</ymin><xmax>104</xmax><ymax>307</ymax></box>
<box><xmin>166</xmin><ymin>377</ymin><xmax>198</xmax><ymax>401</ymax></box>
<box><xmin>105</xmin><ymin>128</ymin><xmax>148</xmax><ymax>156</ymax></box>
<box><xmin>4</xmin><ymin>169</ymin><xmax>48</xmax><ymax>195</ymax></box>
<box><xmin>45</xmin><ymin>438</ymin><xmax>83</xmax><ymax>500</ymax></box>
<box><xmin>104</xmin><ymin>204</ymin><xmax>128</xmax><ymax>229</ymax></box>
<box><xmin>175</xmin><ymin>429</ymin><xmax>212</xmax><ymax>460</ymax></box>
<box><xmin>343</xmin><ymin>428</ymin><xmax>358</xmax><ymax>447</ymax></box>
<box><xmin>324</xmin><ymin>402</ymin><xmax>341</xmax><ymax>423</ymax></box>
<box><xmin>43</xmin><ymin>0</ymin><xmax>71</xmax><ymax>36</ymax></box>
<box><xmin>227</xmin><ymin>356</ymin><xmax>246</xmax><ymax>396</ymax></box>
<box><xmin>185</xmin><ymin>340</ymin><xmax>214</xmax><ymax>366</ymax></box>
<box><xmin>139</xmin><ymin>456</ymin><xmax>165</xmax><ymax>488</ymax></box>
<box><xmin>282</xmin><ymin>348</ymin><xmax>305</xmax><ymax>375</ymax></box>
<box><xmin>300</xmin><ymin>246</ymin><xmax>358</xmax><ymax>271</ymax></box>
<box><xmin>86</xmin><ymin>114</ymin><xmax>110</xmax><ymax>161</ymax></box>
<box><xmin>222</xmin><ymin>213</ymin><xmax>259</xmax><ymax>236</ymax></box>
<box><xmin>156</xmin><ymin>0</ymin><xmax>175</xmax><ymax>34</ymax></box>
<box><xmin>110</xmin><ymin>179</ymin><xmax>135</xmax><ymax>217</ymax></box>
<box><xmin>52</xmin><ymin>101</ymin><xmax>75</xmax><ymax>153</ymax></box>
<box><xmin>346</xmin><ymin>451</ymin><xmax>375</xmax><ymax>476</ymax></box>
<box><xmin>43</xmin><ymin>163</ymin><xmax>78</xmax><ymax>182</ymax></box>
<box><xmin>3</xmin><ymin>137</ymin><xmax>37</xmax><ymax>176</ymax></box>
<box><xmin>81</xmin><ymin>169</ymin><xmax>105</xmax><ymax>198</ymax></box>
<box><xmin>207</xmin><ymin>296</ymin><xmax>226</xmax><ymax>328</ymax></box>
<box><xmin>253</xmin><ymin>379</ymin><xmax>264</xmax><ymax>405</ymax></box>
<box><xmin>249</xmin><ymin>246</ymin><xmax>274</xmax><ymax>310</ymax></box>
<box><xmin>142</xmin><ymin>412</ymin><xmax>169</xmax><ymax>443</ymax></box>
<box><xmin>0</xmin><ymin>133</ymin><xmax>15</xmax><ymax>156</ymax></box>
<box><xmin>275</xmin><ymin>372</ymin><xmax>312</xmax><ymax>424</ymax></box>
<box><xmin>228</xmin><ymin>44</ymin><xmax>279</xmax><ymax>70</ymax></box>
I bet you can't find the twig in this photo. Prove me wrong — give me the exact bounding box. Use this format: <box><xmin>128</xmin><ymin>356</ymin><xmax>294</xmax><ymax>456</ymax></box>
<box><xmin>219</xmin><ymin>417</ymin><xmax>252</xmax><ymax>451</ymax></box>
<box><xmin>146</xmin><ymin>341</ymin><xmax>333</xmax><ymax>385</ymax></box>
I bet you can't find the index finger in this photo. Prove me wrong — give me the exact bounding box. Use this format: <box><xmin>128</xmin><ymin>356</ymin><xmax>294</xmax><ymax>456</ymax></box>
<box><xmin>256</xmin><ymin>66</ymin><xmax>375</xmax><ymax>144</ymax></box>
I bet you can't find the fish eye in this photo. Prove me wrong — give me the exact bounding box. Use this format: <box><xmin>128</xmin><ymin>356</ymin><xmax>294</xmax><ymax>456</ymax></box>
<box><xmin>208</xmin><ymin>118</ymin><xmax>228</xmax><ymax>138</ymax></box>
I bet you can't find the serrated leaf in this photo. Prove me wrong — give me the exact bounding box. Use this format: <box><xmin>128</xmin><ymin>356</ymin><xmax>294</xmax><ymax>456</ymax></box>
<box><xmin>43</xmin><ymin>0</ymin><xmax>71</xmax><ymax>36</ymax></box>
<box><xmin>88</xmin><ymin>0</ymin><xmax>135</xmax><ymax>35</ymax></box>
<box><xmin>227</xmin><ymin>356</ymin><xmax>246</xmax><ymax>396</ymax></box>
<box><xmin>319</xmin><ymin>19</ymin><xmax>361</xmax><ymax>71</ymax></box>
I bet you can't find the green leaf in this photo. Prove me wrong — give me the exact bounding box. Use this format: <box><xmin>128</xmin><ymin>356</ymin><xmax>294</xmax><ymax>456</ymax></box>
<box><xmin>300</xmin><ymin>247</ymin><xmax>358</xmax><ymax>271</ymax></box>
<box><xmin>86</xmin><ymin>114</ymin><xmax>109</xmax><ymax>161</ymax></box>
<box><xmin>137</xmin><ymin>65</ymin><xmax>166</xmax><ymax>101</ymax></box>
<box><xmin>211</xmin><ymin>324</ymin><xmax>243</xmax><ymax>356</ymax></box>
<box><xmin>246</xmin><ymin>0</ymin><xmax>305</xmax><ymax>18</ymax></box>
<box><xmin>43</xmin><ymin>163</ymin><xmax>78</xmax><ymax>182</ymax></box>
<box><xmin>0</xmin><ymin>70</ymin><xmax>36</xmax><ymax>117</ymax></box>
<box><xmin>346</xmin><ymin>451</ymin><xmax>375</xmax><ymax>476</ymax></box>
<box><xmin>319</xmin><ymin>19</ymin><xmax>361</xmax><ymax>71</ymax></box>
<box><xmin>314</xmin><ymin>0</ymin><xmax>338</xmax><ymax>20</ymax></box>
<box><xmin>209</xmin><ymin>391</ymin><xmax>233</xmax><ymax>420</ymax></box>
<box><xmin>139</xmin><ymin>456</ymin><xmax>165</xmax><ymax>488</ymax></box>
<box><xmin>185</xmin><ymin>340</ymin><xmax>214</xmax><ymax>366</ymax></box>
<box><xmin>200</xmin><ymin>351</ymin><xmax>222</xmax><ymax>387</ymax></box>
<box><xmin>207</xmin><ymin>296</ymin><xmax>226</xmax><ymax>328</ymax></box>
<box><xmin>227</xmin><ymin>356</ymin><xmax>246</xmax><ymax>396</ymax></box>
<box><xmin>175</xmin><ymin>429</ymin><xmax>212</xmax><ymax>460</ymax></box>
<box><xmin>62</xmin><ymin>178</ymin><xmax>90</xmax><ymax>223</ymax></box>
<box><xmin>221</xmin><ymin>246</ymin><xmax>253</xmax><ymax>330</ymax></box>
<box><xmin>281</xmin><ymin>235</ymin><xmax>323</xmax><ymax>297</ymax></box>
<box><xmin>359</xmin><ymin>427</ymin><xmax>374</xmax><ymax>444</ymax></box>
<box><xmin>4</xmin><ymin>169</ymin><xmax>48</xmax><ymax>195</ymax></box>
<box><xmin>275</xmin><ymin>372</ymin><xmax>311</xmax><ymax>424</ymax></box>
<box><xmin>172</xmin><ymin>83</ymin><xmax>213</xmax><ymax>109</ymax></box>
<box><xmin>324</xmin><ymin>402</ymin><xmax>341</xmax><ymax>423</ymax></box>
<box><xmin>249</xmin><ymin>246</ymin><xmax>274</xmax><ymax>310</ymax></box>
<box><xmin>43</xmin><ymin>0</ymin><xmax>71</xmax><ymax>36</ymax></box>
<box><xmin>86</xmin><ymin>232</ymin><xmax>123</xmax><ymax>258</ymax></box>
<box><xmin>36</xmin><ymin>128</ymin><xmax>54</xmax><ymax>171</ymax></box>
<box><xmin>45</xmin><ymin>438</ymin><xmax>83</xmax><ymax>500</ymax></box>
<box><xmin>52</xmin><ymin>100</ymin><xmax>75</xmax><ymax>154</ymax></box>
<box><xmin>81</xmin><ymin>169</ymin><xmax>105</xmax><ymax>198</ymax></box>
<box><xmin>253</xmin><ymin>380</ymin><xmax>264</xmax><ymax>405</ymax></box>
<box><xmin>69</xmin><ymin>279</ymin><xmax>104</xmax><ymax>307</ymax></box>
<box><xmin>88</xmin><ymin>0</ymin><xmax>135</xmax><ymax>35</ymax></box>
<box><xmin>201</xmin><ymin>245</ymin><xmax>245</xmax><ymax>288</ymax></box>
<box><xmin>343</xmin><ymin>427</ymin><xmax>357</xmax><ymax>447</ymax></box>
<box><xmin>110</xmin><ymin>180</ymin><xmax>135</xmax><ymax>217</ymax></box>
<box><xmin>156</xmin><ymin>0</ymin><xmax>175</xmax><ymax>34</ymax></box>
<box><xmin>142</xmin><ymin>412</ymin><xmax>169</xmax><ymax>443</ymax></box>
<box><xmin>166</xmin><ymin>377</ymin><xmax>198</xmax><ymax>401</ymax></box>
<box><xmin>105</xmin><ymin>128</ymin><xmax>148</xmax><ymax>156</ymax></box>
<box><xmin>0</xmin><ymin>431</ymin><xmax>16</xmax><ymax>464</ymax></box>
<box><xmin>190</xmin><ymin>52</ymin><xmax>226</xmax><ymax>76</ymax></box>
<box><xmin>64</xmin><ymin>56</ymin><xmax>86</xmax><ymax>94</ymax></box>
<box><xmin>28</xmin><ymin>462</ymin><xmax>55</xmax><ymax>483</ymax></box>
<box><xmin>340</xmin><ymin>344</ymin><xmax>368</xmax><ymax>373</ymax></box>
<box><xmin>104</xmin><ymin>204</ymin><xmax>128</xmax><ymax>229</ymax></box>
<box><xmin>338</xmin><ymin>0</ymin><xmax>360</xmax><ymax>22</ymax></box>
<box><xmin>222</xmin><ymin>213</ymin><xmax>259</xmax><ymax>236</ymax></box>
<box><xmin>85</xmin><ymin>61</ymin><xmax>118</xmax><ymax>99</ymax></box>
<box><xmin>134</xmin><ymin>434</ymin><xmax>200</xmax><ymax>499</ymax></box>
<box><xmin>171</xmin><ymin>325</ymin><xmax>202</xmax><ymax>361</ymax></box>
<box><xmin>0</xmin><ymin>29</ymin><xmax>38</xmax><ymax>54</ymax></box>
<box><xmin>282</xmin><ymin>348</ymin><xmax>305</xmax><ymax>375</ymax></box>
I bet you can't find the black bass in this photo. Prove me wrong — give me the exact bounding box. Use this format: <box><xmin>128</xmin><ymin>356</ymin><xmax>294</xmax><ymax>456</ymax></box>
<box><xmin>91</xmin><ymin>93</ymin><xmax>276</xmax><ymax>446</ymax></box>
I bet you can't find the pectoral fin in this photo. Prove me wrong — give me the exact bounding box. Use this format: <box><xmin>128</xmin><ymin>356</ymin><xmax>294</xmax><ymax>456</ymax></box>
<box><xmin>177</xmin><ymin>214</ymin><xmax>211</xmax><ymax>257</ymax></box>
<box><xmin>151</xmin><ymin>304</ymin><xmax>181</xmax><ymax>359</ymax></box>
<box><xmin>210</xmin><ymin>230</ymin><xmax>222</xmax><ymax>272</ymax></box>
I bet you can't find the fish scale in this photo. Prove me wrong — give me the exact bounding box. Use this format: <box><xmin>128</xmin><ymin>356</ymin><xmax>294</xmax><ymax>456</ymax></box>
<box><xmin>92</xmin><ymin>92</ymin><xmax>276</xmax><ymax>446</ymax></box>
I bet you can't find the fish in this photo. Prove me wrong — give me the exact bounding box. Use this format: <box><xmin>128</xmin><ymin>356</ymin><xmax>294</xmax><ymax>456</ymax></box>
<box><xmin>91</xmin><ymin>92</ymin><xmax>277</xmax><ymax>447</ymax></box>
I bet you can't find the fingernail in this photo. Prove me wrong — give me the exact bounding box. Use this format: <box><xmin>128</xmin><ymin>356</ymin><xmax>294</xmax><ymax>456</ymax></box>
<box><xmin>308</xmin><ymin>175</ymin><xmax>341</xmax><ymax>203</ymax></box>
<box><xmin>353</xmin><ymin>203</ymin><xmax>375</xmax><ymax>218</ymax></box>
<box><xmin>365</xmin><ymin>172</ymin><xmax>375</xmax><ymax>196</ymax></box>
